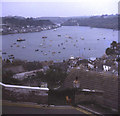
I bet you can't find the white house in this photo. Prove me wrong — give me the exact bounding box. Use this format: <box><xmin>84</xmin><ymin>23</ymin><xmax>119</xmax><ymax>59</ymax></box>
<box><xmin>76</xmin><ymin>66</ymin><xmax>80</xmax><ymax>70</ymax></box>
<box><xmin>70</xmin><ymin>56</ymin><xmax>75</xmax><ymax>60</ymax></box>
<box><xmin>40</xmin><ymin>82</ymin><xmax>48</xmax><ymax>88</ymax></box>
<box><xmin>114</xmin><ymin>61</ymin><xmax>118</xmax><ymax>67</ymax></box>
<box><xmin>89</xmin><ymin>57</ymin><xmax>96</xmax><ymax>62</ymax></box>
<box><xmin>103</xmin><ymin>65</ymin><xmax>111</xmax><ymax>71</ymax></box>
<box><xmin>88</xmin><ymin>63</ymin><xmax>94</xmax><ymax>69</ymax></box>
<box><xmin>13</xmin><ymin>69</ymin><xmax>44</xmax><ymax>80</ymax></box>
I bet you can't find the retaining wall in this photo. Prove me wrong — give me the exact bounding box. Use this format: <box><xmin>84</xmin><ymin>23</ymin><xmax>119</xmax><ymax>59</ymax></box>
<box><xmin>1</xmin><ymin>83</ymin><xmax>48</xmax><ymax>104</ymax></box>
<box><xmin>64</xmin><ymin>69</ymin><xmax>118</xmax><ymax>110</ymax></box>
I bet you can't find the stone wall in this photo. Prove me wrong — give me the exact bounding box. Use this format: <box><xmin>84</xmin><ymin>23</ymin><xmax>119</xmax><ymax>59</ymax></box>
<box><xmin>2</xmin><ymin>86</ymin><xmax>48</xmax><ymax>104</ymax></box>
<box><xmin>64</xmin><ymin>69</ymin><xmax>118</xmax><ymax>110</ymax></box>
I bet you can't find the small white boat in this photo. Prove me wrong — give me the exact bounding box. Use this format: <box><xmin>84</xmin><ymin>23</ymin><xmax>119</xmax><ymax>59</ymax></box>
<box><xmin>81</xmin><ymin>37</ymin><xmax>84</xmax><ymax>40</ymax></box>
<box><xmin>53</xmin><ymin>29</ymin><xmax>57</xmax><ymax>31</ymax></box>
<box><xmin>40</xmin><ymin>44</ymin><xmax>43</xmax><ymax>46</ymax></box>
<box><xmin>43</xmin><ymin>53</ymin><xmax>47</xmax><ymax>55</ymax></box>
<box><xmin>65</xmin><ymin>35</ymin><xmax>69</xmax><ymax>38</ymax></box>
<box><xmin>65</xmin><ymin>35</ymin><xmax>72</xmax><ymax>39</ymax></box>
<box><xmin>70</xmin><ymin>56</ymin><xmax>74</xmax><ymax>60</ymax></box>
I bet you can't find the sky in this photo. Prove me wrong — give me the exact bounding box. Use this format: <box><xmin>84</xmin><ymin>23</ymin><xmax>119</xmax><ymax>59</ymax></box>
<box><xmin>1</xmin><ymin>0</ymin><xmax>120</xmax><ymax>17</ymax></box>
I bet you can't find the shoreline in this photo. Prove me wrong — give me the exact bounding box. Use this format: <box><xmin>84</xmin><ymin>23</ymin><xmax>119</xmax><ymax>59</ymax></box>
<box><xmin>1</xmin><ymin>26</ymin><xmax>60</xmax><ymax>36</ymax></box>
<box><xmin>1</xmin><ymin>25</ymin><xmax>118</xmax><ymax>36</ymax></box>
<box><xmin>62</xmin><ymin>25</ymin><xmax>118</xmax><ymax>31</ymax></box>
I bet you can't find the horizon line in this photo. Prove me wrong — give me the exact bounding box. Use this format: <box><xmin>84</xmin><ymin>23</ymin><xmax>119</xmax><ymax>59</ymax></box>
<box><xmin>2</xmin><ymin>14</ymin><xmax>118</xmax><ymax>18</ymax></box>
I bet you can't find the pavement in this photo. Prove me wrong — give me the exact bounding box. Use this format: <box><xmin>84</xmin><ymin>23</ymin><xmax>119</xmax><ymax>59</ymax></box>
<box><xmin>2</xmin><ymin>100</ymin><xmax>96</xmax><ymax>115</ymax></box>
<box><xmin>2</xmin><ymin>100</ymin><xmax>119</xmax><ymax>115</ymax></box>
<box><xmin>77</xmin><ymin>105</ymin><xmax>103</xmax><ymax>116</ymax></box>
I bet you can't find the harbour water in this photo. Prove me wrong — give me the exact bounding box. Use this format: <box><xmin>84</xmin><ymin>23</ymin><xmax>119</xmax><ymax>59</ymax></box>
<box><xmin>2</xmin><ymin>26</ymin><xmax>118</xmax><ymax>62</ymax></box>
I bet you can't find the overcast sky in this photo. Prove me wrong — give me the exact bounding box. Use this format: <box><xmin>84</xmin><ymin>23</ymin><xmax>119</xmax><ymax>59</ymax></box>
<box><xmin>1</xmin><ymin>0</ymin><xmax>119</xmax><ymax>17</ymax></box>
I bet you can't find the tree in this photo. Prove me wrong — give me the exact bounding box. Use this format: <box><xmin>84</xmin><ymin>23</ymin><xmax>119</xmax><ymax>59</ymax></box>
<box><xmin>116</xmin><ymin>57</ymin><xmax>120</xmax><ymax>62</ymax></box>
<box><xmin>2</xmin><ymin>70</ymin><xmax>21</xmax><ymax>85</ymax></box>
<box><xmin>35</xmin><ymin>71</ymin><xmax>45</xmax><ymax>84</ymax></box>
<box><xmin>45</xmin><ymin>68</ymin><xmax>67</xmax><ymax>89</ymax></box>
<box><xmin>111</xmin><ymin>41</ymin><xmax>117</xmax><ymax>50</ymax></box>
<box><xmin>105</xmin><ymin>47</ymin><xmax>115</xmax><ymax>55</ymax></box>
<box><xmin>6</xmin><ymin>59</ymin><xmax>11</xmax><ymax>64</ymax></box>
<box><xmin>23</xmin><ymin>61</ymin><xmax>42</xmax><ymax>71</ymax></box>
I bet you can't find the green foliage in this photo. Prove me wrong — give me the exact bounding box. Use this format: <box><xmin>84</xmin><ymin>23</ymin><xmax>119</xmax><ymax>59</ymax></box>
<box><xmin>2</xmin><ymin>70</ymin><xmax>21</xmax><ymax>85</ymax></box>
<box><xmin>3</xmin><ymin>59</ymin><xmax>43</xmax><ymax>71</ymax></box>
<box><xmin>105</xmin><ymin>48</ymin><xmax>115</xmax><ymax>55</ymax></box>
<box><xmin>6</xmin><ymin>59</ymin><xmax>11</xmax><ymax>64</ymax></box>
<box><xmin>111</xmin><ymin>41</ymin><xmax>117</xmax><ymax>49</ymax></box>
<box><xmin>2</xmin><ymin>17</ymin><xmax>54</xmax><ymax>27</ymax></box>
<box><xmin>12</xmin><ymin>59</ymin><xmax>24</xmax><ymax>66</ymax></box>
<box><xmin>23</xmin><ymin>61</ymin><xmax>43</xmax><ymax>71</ymax></box>
<box><xmin>116</xmin><ymin>57</ymin><xmax>120</xmax><ymax>62</ymax></box>
<box><xmin>21</xmin><ymin>71</ymin><xmax>45</xmax><ymax>86</ymax></box>
<box><xmin>105</xmin><ymin>41</ymin><xmax>120</xmax><ymax>56</ymax></box>
<box><xmin>36</xmin><ymin>71</ymin><xmax>45</xmax><ymax>81</ymax></box>
<box><xmin>2</xmin><ymin>59</ymin><xmax>67</xmax><ymax>87</ymax></box>
<box><xmin>45</xmin><ymin>67</ymin><xmax>67</xmax><ymax>89</ymax></box>
<box><xmin>62</xmin><ymin>15</ymin><xmax>118</xmax><ymax>30</ymax></box>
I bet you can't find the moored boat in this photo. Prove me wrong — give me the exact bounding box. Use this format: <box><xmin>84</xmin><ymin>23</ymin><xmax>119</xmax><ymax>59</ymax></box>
<box><xmin>58</xmin><ymin>35</ymin><xmax>61</xmax><ymax>37</ymax></box>
<box><xmin>22</xmin><ymin>46</ymin><xmax>26</xmax><ymax>48</ymax></box>
<box><xmin>17</xmin><ymin>38</ymin><xmax>25</xmax><ymax>42</ymax></box>
<box><xmin>81</xmin><ymin>37</ymin><xmax>84</xmax><ymax>40</ymax></box>
<box><xmin>53</xmin><ymin>29</ymin><xmax>57</xmax><ymax>31</ymax></box>
<box><xmin>35</xmin><ymin>49</ymin><xmax>39</xmax><ymax>51</ymax></box>
<box><xmin>42</xmin><ymin>36</ymin><xmax>47</xmax><ymax>38</ymax></box>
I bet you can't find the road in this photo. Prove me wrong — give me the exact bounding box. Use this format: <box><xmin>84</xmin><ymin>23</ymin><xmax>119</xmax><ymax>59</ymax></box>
<box><xmin>2</xmin><ymin>101</ymin><xmax>95</xmax><ymax>115</ymax></box>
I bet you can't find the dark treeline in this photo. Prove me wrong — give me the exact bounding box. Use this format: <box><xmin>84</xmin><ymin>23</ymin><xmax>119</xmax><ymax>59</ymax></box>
<box><xmin>2</xmin><ymin>16</ymin><xmax>55</xmax><ymax>27</ymax></box>
<box><xmin>62</xmin><ymin>14</ymin><xmax>119</xmax><ymax>30</ymax></box>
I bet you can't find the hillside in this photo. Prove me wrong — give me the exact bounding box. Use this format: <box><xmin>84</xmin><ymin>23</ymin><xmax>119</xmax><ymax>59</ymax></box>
<box><xmin>2</xmin><ymin>16</ymin><xmax>55</xmax><ymax>27</ymax></box>
<box><xmin>1</xmin><ymin>16</ymin><xmax>58</xmax><ymax>35</ymax></box>
<box><xmin>36</xmin><ymin>17</ymin><xmax>69</xmax><ymax>24</ymax></box>
<box><xmin>62</xmin><ymin>15</ymin><xmax>118</xmax><ymax>30</ymax></box>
